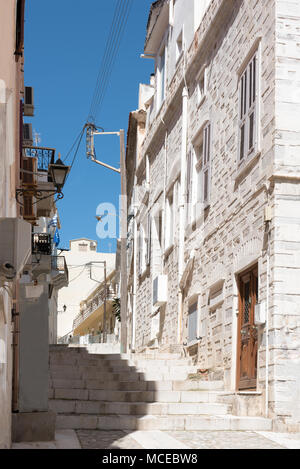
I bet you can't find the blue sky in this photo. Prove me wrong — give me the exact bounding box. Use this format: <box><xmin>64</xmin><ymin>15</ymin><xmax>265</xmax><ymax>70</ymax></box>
<box><xmin>24</xmin><ymin>0</ymin><xmax>154</xmax><ymax>253</ymax></box>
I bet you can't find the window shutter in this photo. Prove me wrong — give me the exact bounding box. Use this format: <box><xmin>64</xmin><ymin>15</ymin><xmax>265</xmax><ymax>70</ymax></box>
<box><xmin>138</xmin><ymin>228</ymin><xmax>142</xmax><ymax>275</ymax></box>
<box><xmin>186</xmin><ymin>148</ymin><xmax>193</xmax><ymax>225</ymax></box>
<box><xmin>146</xmin><ymin>214</ymin><xmax>152</xmax><ymax>266</ymax></box>
<box><xmin>203</xmin><ymin>122</ymin><xmax>211</xmax><ymax>205</ymax></box>
<box><xmin>239</xmin><ymin>52</ymin><xmax>258</xmax><ymax>161</ymax></box>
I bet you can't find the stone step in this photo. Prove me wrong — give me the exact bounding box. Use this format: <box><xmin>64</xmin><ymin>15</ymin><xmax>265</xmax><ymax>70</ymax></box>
<box><xmin>50</xmin><ymin>378</ymin><xmax>224</xmax><ymax>394</ymax></box>
<box><xmin>49</xmin><ymin>399</ymin><xmax>230</xmax><ymax>416</ymax></box>
<box><xmin>50</xmin><ymin>368</ymin><xmax>190</xmax><ymax>382</ymax></box>
<box><xmin>50</xmin><ymin>371</ymin><xmax>143</xmax><ymax>383</ymax></box>
<box><xmin>51</xmin><ymin>349</ymin><xmax>129</xmax><ymax>361</ymax></box>
<box><xmin>56</xmin><ymin>413</ymin><xmax>272</xmax><ymax>431</ymax></box>
<box><xmin>49</xmin><ymin>360</ymin><xmax>196</xmax><ymax>374</ymax></box>
<box><xmin>49</xmin><ymin>387</ymin><xmax>224</xmax><ymax>403</ymax></box>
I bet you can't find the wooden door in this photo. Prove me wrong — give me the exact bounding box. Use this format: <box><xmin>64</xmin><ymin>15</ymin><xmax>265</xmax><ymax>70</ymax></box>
<box><xmin>237</xmin><ymin>266</ymin><xmax>258</xmax><ymax>390</ymax></box>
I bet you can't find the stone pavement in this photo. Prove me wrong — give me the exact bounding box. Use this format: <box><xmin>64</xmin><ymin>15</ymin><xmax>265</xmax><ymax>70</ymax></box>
<box><xmin>75</xmin><ymin>429</ymin><xmax>288</xmax><ymax>450</ymax></box>
<box><xmin>12</xmin><ymin>429</ymin><xmax>300</xmax><ymax>450</ymax></box>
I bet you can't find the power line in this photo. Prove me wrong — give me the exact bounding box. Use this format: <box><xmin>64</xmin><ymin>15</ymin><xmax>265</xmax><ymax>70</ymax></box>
<box><xmin>87</xmin><ymin>0</ymin><xmax>133</xmax><ymax>123</ymax></box>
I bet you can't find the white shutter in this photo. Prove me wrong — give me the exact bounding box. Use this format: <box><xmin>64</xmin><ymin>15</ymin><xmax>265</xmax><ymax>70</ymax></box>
<box><xmin>146</xmin><ymin>214</ymin><xmax>152</xmax><ymax>266</ymax></box>
<box><xmin>138</xmin><ymin>228</ymin><xmax>142</xmax><ymax>275</ymax></box>
<box><xmin>186</xmin><ymin>148</ymin><xmax>193</xmax><ymax>225</ymax></box>
<box><xmin>203</xmin><ymin>122</ymin><xmax>211</xmax><ymax>205</ymax></box>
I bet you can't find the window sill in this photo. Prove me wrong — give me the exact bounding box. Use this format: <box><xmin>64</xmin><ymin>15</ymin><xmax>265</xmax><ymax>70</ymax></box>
<box><xmin>186</xmin><ymin>339</ymin><xmax>201</xmax><ymax>347</ymax></box>
<box><xmin>235</xmin><ymin>150</ymin><xmax>261</xmax><ymax>184</ymax></box>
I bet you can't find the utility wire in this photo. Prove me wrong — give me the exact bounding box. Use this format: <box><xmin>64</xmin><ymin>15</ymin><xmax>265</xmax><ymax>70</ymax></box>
<box><xmin>63</xmin><ymin>127</ymin><xmax>87</xmax><ymax>163</ymax></box>
<box><xmin>87</xmin><ymin>0</ymin><xmax>132</xmax><ymax>123</ymax></box>
<box><xmin>68</xmin><ymin>265</ymin><xmax>88</xmax><ymax>283</ymax></box>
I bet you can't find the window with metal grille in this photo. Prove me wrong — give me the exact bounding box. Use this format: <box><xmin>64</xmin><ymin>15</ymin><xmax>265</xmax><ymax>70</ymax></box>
<box><xmin>239</xmin><ymin>52</ymin><xmax>258</xmax><ymax>161</ymax></box>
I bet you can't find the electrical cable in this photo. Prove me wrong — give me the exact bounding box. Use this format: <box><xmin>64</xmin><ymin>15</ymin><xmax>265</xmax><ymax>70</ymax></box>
<box><xmin>88</xmin><ymin>0</ymin><xmax>125</xmax><ymax>121</ymax></box>
<box><xmin>68</xmin><ymin>265</ymin><xmax>88</xmax><ymax>283</ymax></box>
<box><xmin>63</xmin><ymin>127</ymin><xmax>87</xmax><ymax>163</ymax></box>
<box><xmin>90</xmin><ymin>1</ymin><xmax>131</xmax><ymax>121</ymax></box>
<box><xmin>87</xmin><ymin>0</ymin><xmax>132</xmax><ymax>123</ymax></box>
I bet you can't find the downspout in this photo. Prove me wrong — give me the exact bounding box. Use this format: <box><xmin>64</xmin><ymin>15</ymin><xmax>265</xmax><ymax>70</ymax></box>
<box><xmin>177</xmin><ymin>83</ymin><xmax>188</xmax><ymax>344</ymax></box>
<box><xmin>161</xmin><ymin>124</ymin><xmax>168</xmax><ymax>272</ymax></box>
<box><xmin>131</xmin><ymin>183</ymin><xmax>138</xmax><ymax>351</ymax></box>
<box><xmin>264</xmin><ymin>182</ymin><xmax>271</xmax><ymax>418</ymax></box>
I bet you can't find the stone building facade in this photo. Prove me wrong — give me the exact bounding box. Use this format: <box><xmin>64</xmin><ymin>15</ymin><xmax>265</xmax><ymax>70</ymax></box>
<box><xmin>126</xmin><ymin>0</ymin><xmax>300</xmax><ymax>431</ymax></box>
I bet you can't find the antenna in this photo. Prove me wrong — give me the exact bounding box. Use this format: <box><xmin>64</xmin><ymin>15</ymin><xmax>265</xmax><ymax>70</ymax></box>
<box><xmin>33</xmin><ymin>129</ymin><xmax>41</xmax><ymax>146</ymax></box>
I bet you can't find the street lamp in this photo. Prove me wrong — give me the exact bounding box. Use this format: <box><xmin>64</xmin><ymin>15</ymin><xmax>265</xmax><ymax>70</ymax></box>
<box><xmin>16</xmin><ymin>155</ymin><xmax>70</xmax><ymax>205</ymax></box>
<box><xmin>48</xmin><ymin>156</ymin><xmax>70</xmax><ymax>193</ymax></box>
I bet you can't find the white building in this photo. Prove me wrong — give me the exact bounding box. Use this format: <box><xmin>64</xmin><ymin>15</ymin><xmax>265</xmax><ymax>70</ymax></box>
<box><xmin>57</xmin><ymin>238</ymin><xmax>115</xmax><ymax>339</ymax></box>
<box><xmin>126</xmin><ymin>0</ymin><xmax>300</xmax><ymax>431</ymax></box>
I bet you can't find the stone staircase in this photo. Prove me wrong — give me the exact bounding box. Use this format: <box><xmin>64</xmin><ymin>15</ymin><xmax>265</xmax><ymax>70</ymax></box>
<box><xmin>49</xmin><ymin>345</ymin><xmax>272</xmax><ymax>431</ymax></box>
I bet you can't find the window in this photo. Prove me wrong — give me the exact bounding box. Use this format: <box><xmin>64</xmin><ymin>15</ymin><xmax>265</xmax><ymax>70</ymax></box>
<box><xmin>202</xmin><ymin>122</ymin><xmax>211</xmax><ymax>206</ymax></box>
<box><xmin>186</xmin><ymin>148</ymin><xmax>193</xmax><ymax>226</ymax></box>
<box><xmin>155</xmin><ymin>209</ymin><xmax>163</xmax><ymax>251</ymax></box>
<box><xmin>157</xmin><ymin>46</ymin><xmax>166</xmax><ymax>111</ymax></box>
<box><xmin>15</xmin><ymin>0</ymin><xmax>25</xmax><ymax>57</ymax></box>
<box><xmin>146</xmin><ymin>213</ymin><xmax>152</xmax><ymax>266</ymax></box>
<box><xmin>176</xmin><ymin>30</ymin><xmax>183</xmax><ymax>63</ymax></box>
<box><xmin>79</xmin><ymin>243</ymin><xmax>88</xmax><ymax>252</ymax></box>
<box><xmin>165</xmin><ymin>190</ymin><xmax>174</xmax><ymax>250</ymax></box>
<box><xmin>139</xmin><ymin>216</ymin><xmax>151</xmax><ymax>274</ymax></box>
<box><xmin>138</xmin><ymin>225</ymin><xmax>146</xmax><ymax>274</ymax></box>
<box><xmin>186</xmin><ymin>140</ymin><xmax>204</xmax><ymax>225</ymax></box>
<box><xmin>188</xmin><ymin>302</ymin><xmax>198</xmax><ymax>343</ymax></box>
<box><xmin>239</xmin><ymin>52</ymin><xmax>258</xmax><ymax>162</ymax></box>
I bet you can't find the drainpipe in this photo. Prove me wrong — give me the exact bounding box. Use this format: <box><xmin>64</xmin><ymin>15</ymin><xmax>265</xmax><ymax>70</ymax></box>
<box><xmin>161</xmin><ymin>125</ymin><xmax>168</xmax><ymax>272</ymax></box>
<box><xmin>177</xmin><ymin>85</ymin><xmax>188</xmax><ymax>343</ymax></box>
<box><xmin>131</xmin><ymin>185</ymin><xmax>138</xmax><ymax>352</ymax></box>
<box><xmin>264</xmin><ymin>182</ymin><xmax>271</xmax><ymax>418</ymax></box>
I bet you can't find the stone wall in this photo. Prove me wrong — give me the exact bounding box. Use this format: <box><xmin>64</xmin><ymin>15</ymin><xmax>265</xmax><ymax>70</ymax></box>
<box><xmin>270</xmin><ymin>0</ymin><xmax>300</xmax><ymax>431</ymax></box>
<box><xmin>132</xmin><ymin>0</ymin><xmax>300</xmax><ymax>429</ymax></box>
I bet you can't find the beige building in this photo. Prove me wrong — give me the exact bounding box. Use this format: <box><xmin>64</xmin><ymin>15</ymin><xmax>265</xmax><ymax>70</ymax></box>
<box><xmin>72</xmin><ymin>269</ymin><xmax>119</xmax><ymax>343</ymax></box>
<box><xmin>57</xmin><ymin>238</ymin><xmax>115</xmax><ymax>340</ymax></box>
<box><xmin>126</xmin><ymin>0</ymin><xmax>300</xmax><ymax>431</ymax></box>
<box><xmin>0</xmin><ymin>0</ymin><xmax>71</xmax><ymax>446</ymax></box>
<box><xmin>0</xmin><ymin>0</ymin><xmax>27</xmax><ymax>448</ymax></box>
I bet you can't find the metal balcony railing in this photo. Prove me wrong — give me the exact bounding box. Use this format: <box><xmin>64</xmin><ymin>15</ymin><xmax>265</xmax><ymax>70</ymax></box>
<box><xmin>23</xmin><ymin>146</ymin><xmax>55</xmax><ymax>173</ymax></box>
<box><xmin>32</xmin><ymin>233</ymin><xmax>52</xmax><ymax>255</ymax></box>
<box><xmin>73</xmin><ymin>286</ymin><xmax>117</xmax><ymax>331</ymax></box>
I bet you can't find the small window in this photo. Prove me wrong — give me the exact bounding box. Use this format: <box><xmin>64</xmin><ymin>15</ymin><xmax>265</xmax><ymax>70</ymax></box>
<box><xmin>202</xmin><ymin>122</ymin><xmax>211</xmax><ymax>206</ymax></box>
<box><xmin>165</xmin><ymin>190</ymin><xmax>174</xmax><ymax>250</ymax></box>
<box><xmin>79</xmin><ymin>243</ymin><xmax>88</xmax><ymax>252</ymax></box>
<box><xmin>146</xmin><ymin>214</ymin><xmax>152</xmax><ymax>266</ymax></box>
<box><xmin>138</xmin><ymin>226</ymin><xmax>145</xmax><ymax>274</ymax></box>
<box><xmin>157</xmin><ymin>46</ymin><xmax>166</xmax><ymax>111</ymax></box>
<box><xmin>176</xmin><ymin>30</ymin><xmax>183</xmax><ymax>63</ymax></box>
<box><xmin>239</xmin><ymin>52</ymin><xmax>258</xmax><ymax>161</ymax></box>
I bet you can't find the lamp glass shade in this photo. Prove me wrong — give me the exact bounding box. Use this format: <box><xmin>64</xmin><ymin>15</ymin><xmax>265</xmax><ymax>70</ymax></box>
<box><xmin>49</xmin><ymin>159</ymin><xmax>70</xmax><ymax>189</ymax></box>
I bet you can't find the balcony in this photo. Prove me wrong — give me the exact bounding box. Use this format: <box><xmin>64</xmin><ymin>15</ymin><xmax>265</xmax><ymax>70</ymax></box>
<box><xmin>51</xmin><ymin>256</ymin><xmax>69</xmax><ymax>289</ymax></box>
<box><xmin>23</xmin><ymin>146</ymin><xmax>55</xmax><ymax>174</ymax></box>
<box><xmin>21</xmin><ymin>147</ymin><xmax>58</xmax><ymax>218</ymax></box>
<box><xmin>31</xmin><ymin>233</ymin><xmax>52</xmax><ymax>276</ymax></box>
<box><xmin>73</xmin><ymin>283</ymin><xmax>117</xmax><ymax>334</ymax></box>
